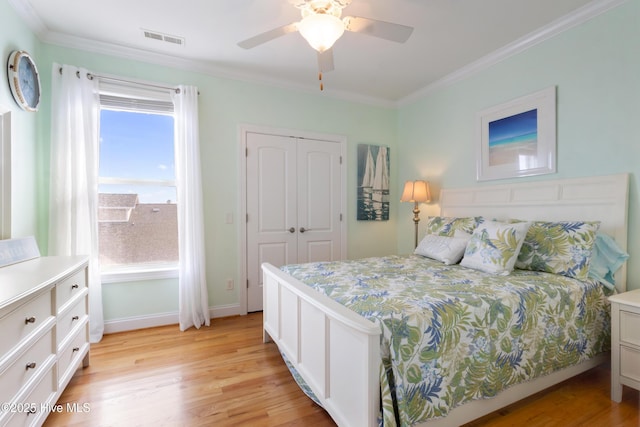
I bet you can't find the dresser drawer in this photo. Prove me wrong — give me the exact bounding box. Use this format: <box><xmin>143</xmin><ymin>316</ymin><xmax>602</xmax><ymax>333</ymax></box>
<box><xmin>621</xmin><ymin>345</ymin><xmax>640</xmax><ymax>383</ymax></box>
<box><xmin>58</xmin><ymin>326</ymin><xmax>89</xmax><ymax>387</ymax></box>
<box><xmin>57</xmin><ymin>296</ymin><xmax>88</xmax><ymax>348</ymax></box>
<box><xmin>620</xmin><ymin>310</ymin><xmax>640</xmax><ymax>347</ymax></box>
<box><xmin>4</xmin><ymin>367</ymin><xmax>56</xmax><ymax>427</ymax></box>
<box><xmin>55</xmin><ymin>268</ymin><xmax>87</xmax><ymax>313</ymax></box>
<box><xmin>0</xmin><ymin>290</ymin><xmax>54</xmax><ymax>359</ymax></box>
<box><xmin>0</xmin><ymin>329</ymin><xmax>55</xmax><ymax>408</ymax></box>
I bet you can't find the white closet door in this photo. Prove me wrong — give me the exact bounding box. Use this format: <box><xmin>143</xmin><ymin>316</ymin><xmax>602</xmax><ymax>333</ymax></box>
<box><xmin>297</xmin><ymin>139</ymin><xmax>342</xmax><ymax>263</ymax></box>
<box><xmin>246</xmin><ymin>133</ymin><xmax>297</xmax><ymax>313</ymax></box>
<box><xmin>245</xmin><ymin>132</ymin><xmax>343</xmax><ymax>312</ymax></box>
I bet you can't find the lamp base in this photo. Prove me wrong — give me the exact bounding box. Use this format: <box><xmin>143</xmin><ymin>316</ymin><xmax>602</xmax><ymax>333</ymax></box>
<box><xmin>412</xmin><ymin>202</ymin><xmax>421</xmax><ymax>248</ymax></box>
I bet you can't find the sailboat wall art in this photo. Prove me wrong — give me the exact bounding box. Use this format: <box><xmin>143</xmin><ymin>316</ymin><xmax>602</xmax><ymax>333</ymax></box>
<box><xmin>357</xmin><ymin>144</ymin><xmax>390</xmax><ymax>221</ymax></box>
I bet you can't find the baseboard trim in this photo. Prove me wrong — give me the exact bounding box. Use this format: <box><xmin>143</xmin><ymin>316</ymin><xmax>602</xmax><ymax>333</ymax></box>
<box><xmin>103</xmin><ymin>303</ymin><xmax>242</xmax><ymax>334</ymax></box>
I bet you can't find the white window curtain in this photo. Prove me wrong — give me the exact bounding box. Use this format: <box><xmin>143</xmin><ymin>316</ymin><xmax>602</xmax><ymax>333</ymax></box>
<box><xmin>49</xmin><ymin>64</ymin><xmax>104</xmax><ymax>343</ymax></box>
<box><xmin>172</xmin><ymin>86</ymin><xmax>210</xmax><ymax>331</ymax></box>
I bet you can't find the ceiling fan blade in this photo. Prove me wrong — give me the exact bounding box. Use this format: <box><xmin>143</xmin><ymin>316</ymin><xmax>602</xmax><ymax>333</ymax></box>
<box><xmin>343</xmin><ymin>16</ymin><xmax>413</xmax><ymax>43</ymax></box>
<box><xmin>238</xmin><ymin>23</ymin><xmax>299</xmax><ymax>49</ymax></box>
<box><xmin>318</xmin><ymin>49</ymin><xmax>334</xmax><ymax>73</ymax></box>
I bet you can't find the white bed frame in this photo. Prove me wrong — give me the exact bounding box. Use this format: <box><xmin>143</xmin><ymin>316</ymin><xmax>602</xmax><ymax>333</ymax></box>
<box><xmin>262</xmin><ymin>173</ymin><xmax>629</xmax><ymax>427</ymax></box>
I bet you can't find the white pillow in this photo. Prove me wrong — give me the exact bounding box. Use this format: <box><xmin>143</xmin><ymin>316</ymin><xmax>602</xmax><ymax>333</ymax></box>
<box><xmin>414</xmin><ymin>231</ymin><xmax>472</xmax><ymax>265</ymax></box>
<box><xmin>460</xmin><ymin>221</ymin><xmax>530</xmax><ymax>275</ymax></box>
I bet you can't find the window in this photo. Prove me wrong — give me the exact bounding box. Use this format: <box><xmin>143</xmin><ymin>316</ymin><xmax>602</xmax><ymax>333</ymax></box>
<box><xmin>98</xmin><ymin>87</ymin><xmax>178</xmax><ymax>281</ymax></box>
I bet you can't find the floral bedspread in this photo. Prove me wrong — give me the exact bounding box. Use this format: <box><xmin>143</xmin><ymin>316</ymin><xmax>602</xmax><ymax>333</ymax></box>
<box><xmin>281</xmin><ymin>255</ymin><xmax>611</xmax><ymax>426</ymax></box>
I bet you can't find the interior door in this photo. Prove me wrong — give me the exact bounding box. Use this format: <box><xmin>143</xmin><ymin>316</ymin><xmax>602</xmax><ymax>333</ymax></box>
<box><xmin>246</xmin><ymin>133</ymin><xmax>297</xmax><ymax>312</ymax></box>
<box><xmin>245</xmin><ymin>132</ymin><xmax>343</xmax><ymax>312</ymax></box>
<box><xmin>297</xmin><ymin>139</ymin><xmax>342</xmax><ymax>263</ymax></box>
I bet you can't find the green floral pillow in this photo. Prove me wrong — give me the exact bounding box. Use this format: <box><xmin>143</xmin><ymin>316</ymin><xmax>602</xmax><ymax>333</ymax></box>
<box><xmin>515</xmin><ymin>221</ymin><xmax>601</xmax><ymax>280</ymax></box>
<box><xmin>425</xmin><ymin>216</ymin><xmax>484</xmax><ymax>237</ymax></box>
<box><xmin>460</xmin><ymin>221</ymin><xmax>530</xmax><ymax>275</ymax></box>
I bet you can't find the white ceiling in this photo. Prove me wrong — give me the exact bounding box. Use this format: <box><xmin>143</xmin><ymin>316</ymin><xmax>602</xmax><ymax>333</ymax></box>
<box><xmin>9</xmin><ymin>0</ymin><xmax>622</xmax><ymax>105</ymax></box>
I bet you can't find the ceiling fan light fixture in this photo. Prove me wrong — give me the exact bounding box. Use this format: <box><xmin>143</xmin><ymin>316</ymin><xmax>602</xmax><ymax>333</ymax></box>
<box><xmin>297</xmin><ymin>13</ymin><xmax>345</xmax><ymax>53</ymax></box>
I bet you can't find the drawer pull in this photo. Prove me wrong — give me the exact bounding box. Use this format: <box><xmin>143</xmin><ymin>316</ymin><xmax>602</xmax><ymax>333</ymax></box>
<box><xmin>72</xmin><ymin>315</ymin><xmax>79</xmax><ymax>321</ymax></box>
<box><xmin>25</xmin><ymin>316</ymin><xmax>36</xmax><ymax>324</ymax></box>
<box><xmin>71</xmin><ymin>283</ymin><xmax>79</xmax><ymax>289</ymax></box>
<box><xmin>25</xmin><ymin>362</ymin><xmax>36</xmax><ymax>370</ymax></box>
<box><xmin>27</xmin><ymin>407</ymin><xmax>37</xmax><ymax>415</ymax></box>
<box><xmin>73</xmin><ymin>346</ymin><xmax>80</xmax><ymax>352</ymax></box>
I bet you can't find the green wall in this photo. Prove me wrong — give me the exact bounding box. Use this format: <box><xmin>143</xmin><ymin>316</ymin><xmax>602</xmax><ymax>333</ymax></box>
<box><xmin>3</xmin><ymin>0</ymin><xmax>638</xmax><ymax>327</ymax></box>
<box><xmin>397</xmin><ymin>0</ymin><xmax>640</xmax><ymax>290</ymax></box>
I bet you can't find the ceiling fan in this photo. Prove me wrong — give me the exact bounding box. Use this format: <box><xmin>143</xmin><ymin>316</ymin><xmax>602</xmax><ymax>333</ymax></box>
<box><xmin>238</xmin><ymin>0</ymin><xmax>414</xmax><ymax>89</ymax></box>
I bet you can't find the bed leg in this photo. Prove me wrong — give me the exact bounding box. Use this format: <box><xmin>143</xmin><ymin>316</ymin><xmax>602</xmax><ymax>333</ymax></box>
<box><xmin>263</xmin><ymin>329</ymin><xmax>272</xmax><ymax>343</ymax></box>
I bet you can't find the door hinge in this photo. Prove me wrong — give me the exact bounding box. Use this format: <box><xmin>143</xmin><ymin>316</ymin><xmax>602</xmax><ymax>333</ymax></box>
<box><xmin>246</xmin><ymin>279</ymin><xmax>249</xmax><ymax>289</ymax></box>
<box><xmin>340</xmin><ymin>213</ymin><xmax>343</xmax><ymax>221</ymax></box>
<box><xmin>245</xmin><ymin>147</ymin><xmax>248</xmax><ymax>157</ymax></box>
<box><xmin>246</xmin><ymin>213</ymin><xmax>249</xmax><ymax>223</ymax></box>
<box><xmin>339</xmin><ymin>156</ymin><xmax>342</xmax><ymax>165</ymax></box>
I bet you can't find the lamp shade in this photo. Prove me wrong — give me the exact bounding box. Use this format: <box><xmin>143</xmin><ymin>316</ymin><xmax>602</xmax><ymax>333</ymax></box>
<box><xmin>298</xmin><ymin>14</ymin><xmax>345</xmax><ymax>52</ymax></box>
<box><xmin>400</xmin><ymin>180</ymin><xmax>431</xmax><ymax>203</ymax></box>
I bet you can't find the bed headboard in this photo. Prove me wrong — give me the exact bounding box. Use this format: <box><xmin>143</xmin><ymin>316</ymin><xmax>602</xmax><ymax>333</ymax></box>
<box><xmin>440</xmin><ymin>173</ymin><xmax>629</xmax><ymax>293</ymax></box>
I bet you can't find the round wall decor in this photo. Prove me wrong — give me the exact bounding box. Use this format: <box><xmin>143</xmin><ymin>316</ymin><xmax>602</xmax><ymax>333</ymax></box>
<box><xmin>7</xmin><ymin>50</ymin><xmax>41</xmax><ymax>112</ymax></box>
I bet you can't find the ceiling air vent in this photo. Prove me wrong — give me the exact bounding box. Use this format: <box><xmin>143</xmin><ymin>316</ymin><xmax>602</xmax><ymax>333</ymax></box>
<box><xmin>142</xmin><ymin>29</ymin><xmax>185</xmax><ymax>46</ymax></box>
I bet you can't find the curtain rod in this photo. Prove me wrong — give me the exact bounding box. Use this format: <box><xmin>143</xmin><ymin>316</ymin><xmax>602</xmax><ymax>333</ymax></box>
<box><xmin>92</xmin><ymin>73</ymin><xmax>182</xmax><ymax>94</ymax></box>
<box><xmin>58</xmin><ymin>67</ymin><xmax>182</xmax><ymax>94</ymax></box>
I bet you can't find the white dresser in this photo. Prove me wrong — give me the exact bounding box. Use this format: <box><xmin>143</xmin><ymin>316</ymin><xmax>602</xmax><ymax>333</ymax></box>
<box><xmin>610</xmin><ymin>288</ymin><xmax>640</xmax><ymax>402</ymax></box>
<box><xmin>0</xmin><ymin>256</ymin><xmax>90</xmax><ymax>427</ymax></box>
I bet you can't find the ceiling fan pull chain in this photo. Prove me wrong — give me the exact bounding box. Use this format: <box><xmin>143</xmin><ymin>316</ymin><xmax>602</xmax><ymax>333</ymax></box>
<box><xmin>319</xmin><ymin>71</ymin><xmax>324</xmax><ymax>91</ymax></box>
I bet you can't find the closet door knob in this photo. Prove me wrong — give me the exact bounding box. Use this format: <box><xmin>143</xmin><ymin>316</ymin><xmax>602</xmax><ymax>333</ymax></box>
<box><xmin>300</xmin><ymin>227</ymin><xmax>312</xmax><ymax>233</ymax></box>
<box><xmin>288</xmin><ymin>227</ymin><xmax>295</xmax><ymax>233</ymax></box>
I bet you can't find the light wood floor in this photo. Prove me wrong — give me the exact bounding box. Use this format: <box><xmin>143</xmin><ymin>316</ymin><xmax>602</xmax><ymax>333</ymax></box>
<box><xmin>44</xmin><ymin>313</ymin><xmax>639</xmax><ymax>427</ymax></box>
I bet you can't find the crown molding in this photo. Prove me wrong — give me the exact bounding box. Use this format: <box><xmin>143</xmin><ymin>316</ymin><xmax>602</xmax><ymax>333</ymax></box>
<box><xmin>7</xmin><ymin>0</ymin><xmax>47</xmax><ymax>35</ymax></box>
<box><xmin>397</xmin><ymin>0</ymin><xmax>628</xmax><ymax>107</ymax></box>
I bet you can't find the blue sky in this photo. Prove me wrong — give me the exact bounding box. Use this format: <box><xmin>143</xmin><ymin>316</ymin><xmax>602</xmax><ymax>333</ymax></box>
<box><xmin>99</xmin><ymin>109</ymin><xmax>176</xmax><ymax>203</ymax></box>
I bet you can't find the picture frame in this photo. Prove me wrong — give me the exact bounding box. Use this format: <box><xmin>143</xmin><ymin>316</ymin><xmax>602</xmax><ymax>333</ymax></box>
<box><xmin>476</xmin><ymin>86</ymin><xmax>556</xmax><ymax>181</ymax></box>
<box><xmin>0</xmin><ymin>236</ymin><xmax>40</xmax><ymax>268</ymax></box>
<box><xmin>357</xmin><ymin>143</ymin><xmax>389</xmax><ymax>221</ymax></box>
<box><xmin>0</xmin><ymin>106</ymin><xmax>11</xmax><ymax>240</ymax></box>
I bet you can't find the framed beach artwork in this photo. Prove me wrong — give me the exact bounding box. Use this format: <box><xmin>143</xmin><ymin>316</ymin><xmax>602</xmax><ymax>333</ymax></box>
<box><xmin>357</xmin><ymin>143</ymin><xmax>389</xmax><ymax>220</ymax></box>
<box><xmin>476</xmin><ymin>86</ymin><xmax>556</xmax><ymax>181</ymax></box>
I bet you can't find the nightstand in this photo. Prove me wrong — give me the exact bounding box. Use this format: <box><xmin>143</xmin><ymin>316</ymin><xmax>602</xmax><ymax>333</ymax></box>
<box><xmin>609</xmin><ymin>289</ymin><xmax>640</xmax><ymax>402</ymax></box>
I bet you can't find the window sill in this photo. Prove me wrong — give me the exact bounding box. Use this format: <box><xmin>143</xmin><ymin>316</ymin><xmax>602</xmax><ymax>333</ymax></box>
<box><xmin>101</xmin><ymin>264</ymin><xmax>179</xmax><ymax>284</ymax></box>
